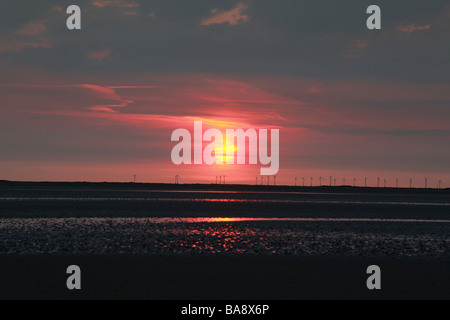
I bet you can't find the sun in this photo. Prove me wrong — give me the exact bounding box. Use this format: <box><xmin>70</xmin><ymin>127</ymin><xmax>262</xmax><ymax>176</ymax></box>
<box><xmin>214</xmin><ymin>141</ymin><xmax>237</xmax><ymax>164</ymax></box>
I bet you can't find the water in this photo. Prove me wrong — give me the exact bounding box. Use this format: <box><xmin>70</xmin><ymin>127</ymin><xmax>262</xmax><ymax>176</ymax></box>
<box><xmin>0</xmin><ymin>184</ymin><xmax>449</xmax><ymax>257</ymax></box>
<box><xmin>1</xmin><ymin>197</ymin><xmax>449</xmax><ymax>206</ymax></box>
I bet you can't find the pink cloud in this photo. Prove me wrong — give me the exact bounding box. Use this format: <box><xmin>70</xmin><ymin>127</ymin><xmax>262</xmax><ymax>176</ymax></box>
<box><xmin>0</xmin><ymin>39</ymin><xmax>52</xmax><ymax>54</ymax></box>
<box><xmin>307</xmin><ymin>83</ymin><xmax>322</xmax><ymax>95</ymax></box>
<box><xmin>0</xmin><ymin>84</ymin><xmax>135</xmax><ymax>114</ymax></box>
<box><xmin>201</xmin><ymin>3</ymin><xmax>249</xmax><ymax>26</ymax></box>
<box><xmin>77</xmin><ymin>84</ymin><xmax>134</xmax><ymax>112</ymax></box>
<box><xmin>93</xmin><ymin>0</ymin><xmax>138</xmax><ymax>8</ymax></box>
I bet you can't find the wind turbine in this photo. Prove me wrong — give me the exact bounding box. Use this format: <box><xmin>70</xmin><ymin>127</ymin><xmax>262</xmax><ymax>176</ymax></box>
<box><xmin>134</xmin><ymin>174</ymin><xmax>136</xmax><ymax>183</ymax></box>
<box><xmin>343</xmin><ymin>178</ymin><xmax>346</xmax><ymax>186</ymax></box>
<box><xmin>302</xmin><ymin>177</ymin><xmax>305</xmax><ymax>187</ymax></box>
<box><xmin>219</xmin><ymin>175</ymin><xmax>222</xmax><ymax>184</ymax></box>
<box><xmin>261</xmin><ymin>176</ymin><xmax>264</xmax><ymax>185</ymax></box>
<box><xmin>329</xmin><ymin>176</ymin><xmax>333</xmax><ymax>187</ymax></box>
<box><xmin>396</xmin><ymin>178</ymin><xmax>399</xmax><ymax>188</ymax></box>
<box><xmin>377</xmin><ymin>177</ymin><xmax>380</xmax><ymax>188</ymax></box>
<box><xmin>294</xmin><ymin>177</ymin><xmax>297</xmax><ymax>186</ymax></box>
<box><xmin>319</xmin><ymin>176</ymin><xmax>323</xmax><ymax>186</ymax></box>
<box><xmin>267</xmin><ymin>176</ymin><xmax>270</xmax><ymax>186</ymax></box>
<box><xmin>353</xmin><ymin>177</ymin><xmax>356</xmax><ymax>187</ymax></box>
<box><xmin>310</xmin><ymin>177</ymin><xmax>314</xmax><ymax>187</ymax></box>
<box><xmin>409</xmin><ymin>178</ymin><xmax>413</xmax><ymax>188</ymax></box>
<box><xmin>438</xmin><ymin>180</ymin><xmax>442</xmax><ymax>189</ymax></box>
<box><xmin>223</xmin><ymin>175</ymin><xmax>226</xmax><ymax>184</ymax></box>
<box><xmin>175</xmin><ymin>175</ymin><xmax>180</xmax><ymax>184</ymax></box>
<box><xmin>256</xmin><ymin>177</ymin><xmax>258</xmax><ymax>185</ymax></box>
<box><xmin>364</xmin><ymin>177</ymin><xmax>368</xmax><ymax>187</ymax></box>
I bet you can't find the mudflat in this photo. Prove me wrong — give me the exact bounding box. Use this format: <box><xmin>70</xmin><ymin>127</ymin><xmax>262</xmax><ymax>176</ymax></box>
<box><xmin>0</xmin><ymin>181</ymin><xmax>448</xmax><ymax>299</ymax></box>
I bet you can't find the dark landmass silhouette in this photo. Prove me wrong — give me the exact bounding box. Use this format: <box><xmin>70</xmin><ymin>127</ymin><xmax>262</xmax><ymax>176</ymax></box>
<box><xmin>0</xmin><ymin>180</ymin><xmax>448</xmax><ymax>194</ymax></box>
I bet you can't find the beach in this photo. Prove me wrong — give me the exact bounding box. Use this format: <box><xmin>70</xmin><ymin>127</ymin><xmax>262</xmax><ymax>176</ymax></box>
<box><xmin>0</xmin><ymin>181</ymin><xmax>449</xmax><ymax>299</ymax></box>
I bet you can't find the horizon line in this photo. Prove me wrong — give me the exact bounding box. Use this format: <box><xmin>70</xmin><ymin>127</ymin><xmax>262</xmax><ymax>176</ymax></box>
<box><xmin>0</xmin><ymin>180</ymin><xmax>448</xmax><ymax>191</ymax></box>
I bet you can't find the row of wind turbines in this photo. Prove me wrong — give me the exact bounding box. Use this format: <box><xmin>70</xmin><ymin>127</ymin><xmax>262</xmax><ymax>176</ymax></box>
<box><xmin>178</xmin><ymin>175</ymin><xmax>230</xmax><ymax>184</ymax></box>
<box><xmin>292</xmin><ymin>176</ymin><xmax>443</xmax><ymax>189</ymax></box>
<box><xmin>170</xmin><ymin>174</ymin><xmax>443</xmax><ymax>189</ymax></box>
<box><xmin>256</xmin><ymin>175</ymin><xmax>277</xmax><ymax>186</ymax></box>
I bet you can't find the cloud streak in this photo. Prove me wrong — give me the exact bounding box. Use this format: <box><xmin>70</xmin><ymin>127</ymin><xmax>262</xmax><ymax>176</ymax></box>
<box><xmin>397</xmin><ymin>24</ymin><xmax>431</xmax><ymax>34</ymax></box>
<box><xmin>201</xmin><ymin>3</ymin><xmax>249</xmax><ymax>26</ymax></box>
<box><xmin>14</xmin><ymin>20</ymin><xmax>47</xmax><ymax>35</ymax></box>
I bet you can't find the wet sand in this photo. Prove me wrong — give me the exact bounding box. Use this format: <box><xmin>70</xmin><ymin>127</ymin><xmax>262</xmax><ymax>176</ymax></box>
<box><xmin>1</xmin><ymin>218</ymin><xmax>448</xmax><ymax>257</ymax></box>
<box><xmin>0</xmin><ymin>182</ymin><xmax>449</xmax><ymax>299</ymax></box>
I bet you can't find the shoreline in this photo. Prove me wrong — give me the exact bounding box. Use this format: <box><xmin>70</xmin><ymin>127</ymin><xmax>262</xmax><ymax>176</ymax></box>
<box><xmin>1</xmin><ymin>180</ymin><xmax>449</xmax><ymax>194</ymax></box>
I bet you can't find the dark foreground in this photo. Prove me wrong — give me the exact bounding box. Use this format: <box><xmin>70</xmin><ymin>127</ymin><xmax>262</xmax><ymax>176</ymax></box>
<box><xmin>0</xmin><ymin>181</ymin><xmax>449</xmax><ymax>300</ymax></box>
<box><xmin>1</xmin><ymin>255</ymin><xmax>449</xmax><ymax>300</ymax></box>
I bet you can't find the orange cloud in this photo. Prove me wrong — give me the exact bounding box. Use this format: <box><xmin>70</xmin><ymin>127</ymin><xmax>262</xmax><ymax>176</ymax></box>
<box><xmin>344</xmin><ymin>39</ymin><xmax>369</xmax><ymax>59</ymax></box>
<box><xmin>87</xmin><ymin>49</ymin><xmax>111</xmax><ymax>61</ymax></box>
<box><xmin>15</xmin><ymin>20</ymin><xmax>47</xmax><ymax>36</ymax></box>
<box><xmin>201</xmin><ymin>3</ymin><xmax>249</xmax><ymax>26</ymax></box>
<box><xmin>397</xmin><ymin>24</ymin><xmax>431</xmax><ymax>34</ymax></box>
<box><xmin>52</xmin><ymin>5</ymin><xmax>64</xmax><ymax>12</ymax></box>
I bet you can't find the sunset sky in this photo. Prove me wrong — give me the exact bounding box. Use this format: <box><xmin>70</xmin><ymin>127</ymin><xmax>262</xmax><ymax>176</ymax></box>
<box><xmin>0</xmin><ymin>0</ymin><xmax>449</xmax><ymax>187</ymax></box>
